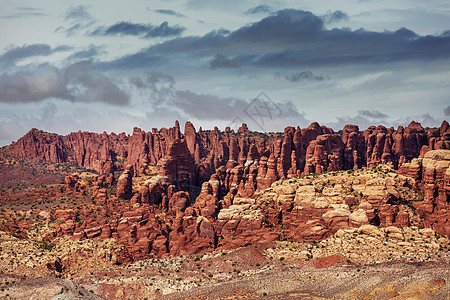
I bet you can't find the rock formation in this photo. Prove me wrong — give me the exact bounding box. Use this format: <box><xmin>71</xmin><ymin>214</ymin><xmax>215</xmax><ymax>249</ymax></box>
<box><xmin>3</xmin><ymin>119</ymin><xmax>450</xmax><ymax>260</ymax></box>
<box><xmin>5</xmin><ymin>121</ymin><xmax>449</xmax><ymax>186</ymax></box>
<box><xmin>398</xmin><ymin>149</ymin><xmax>450</xmax><ymax>235</ymax></box>
<box><xmin>117</xmin><ymin>165</ymin><xmax>134</xmax><ymax>199</ymax></box>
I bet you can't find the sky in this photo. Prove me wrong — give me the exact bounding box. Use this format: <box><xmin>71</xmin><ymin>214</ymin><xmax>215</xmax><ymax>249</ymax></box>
<box><xmin>0</xmin><ymin>0</ymin><xmax>449</xmax><ymax>146</ymax></box>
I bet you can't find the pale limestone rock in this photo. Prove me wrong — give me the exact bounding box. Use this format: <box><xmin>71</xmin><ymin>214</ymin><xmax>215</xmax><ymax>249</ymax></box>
<box><xmin>274</xmin><ymin>184</ymin><xmax>296</xmax><ymax>195</ymax></box>
<box><xmin>359</xmin><ymin>224</ymin><xmax>382</xmax><ymax>237</ymax></box>
<box><xmin>335</xmin><ymin>229</ymin><xmax>346</xmax><ymax>237</ymax></box>
<box><xmin>349</xmin><ymin>209</ymin><xmax>368</xmax><ymax>226</ymax></box>
<box><xmin>419</xmin><ymin>228</ymin><xmax>435</xmax><ymax>237</ymax></box>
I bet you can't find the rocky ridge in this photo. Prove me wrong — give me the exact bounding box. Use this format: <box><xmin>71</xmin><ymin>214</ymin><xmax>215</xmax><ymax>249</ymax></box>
<box><xmin>5</xmin><ymin>120</ymin><xmax>449</xmax><ymax>180</ymax></box>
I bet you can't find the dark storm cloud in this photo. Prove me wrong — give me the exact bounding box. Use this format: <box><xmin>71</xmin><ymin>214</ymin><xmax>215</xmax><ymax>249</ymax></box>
<box><xmin>445</xmin><ymin>106</ymin><xmax>450</xmax><ymax>116</ymax></box>
<box><xmin>277</xmin><ymin>71</ymin><xmax>326</xmax><ymax>82</ymax></box>
<box><xmin>0</xmin><ymin>62</ymin><xmax>129</xmax><ymax>105</ymax></box>
<box><xmin>358</xmin><ymin>109</ymin><xmax>389</xmax><ymax>119</ymax></box>
<box><xmin>322</xmin><ymin>10</ymin><xmax>349</xmax><ymax>24</ymax></box>
<box><xmin>210</xmin><ymin>54</ymin><xmax>239</xmax><ymax>69</ymax></box>
<box><xmin>0</xmin><ymin>44</ymin><xmax>71</xmax><ymax>67</ymax></box>
<box><xmin>245</xmin><ymin>5</ymin><xmax>273</xmax><ymax>15</ymax></box>
<box><xmin>92</xmin><ymin>21</ymin><xmax>185</xmax><ymax>38</ymax></box>
<box><xmin>153</xmin><ymin>9</ymin><xmax>186</xmax><ymax>17</ymax></box>
<box><xmin>99</xmin><ymin>9</ymin><xmax>450</xmax><ymax>71</ymax></box>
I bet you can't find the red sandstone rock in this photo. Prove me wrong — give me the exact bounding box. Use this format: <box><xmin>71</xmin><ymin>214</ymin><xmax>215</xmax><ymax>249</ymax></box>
<box><xmin>398</xmin><ymin>150</ymin><xmax>450</xmax><ymax>235</ymax></box>
<box><xmin>64</xmin><ymin>175</ymin><xmax>79</xmax><ymax>191</ymax></box>
<box><xmin>5</xmin><ymin>120</ymin><xmax>450</xmax><ymax>261</ymax></box>
<box><xmin>304</xmin><ymin>134</ymin><xmax>344</xmax><ymax>174</ymax></box>
<box><xmin>168</xmin><ymin>191</ymin><xmax>191</xmax><ymax>213</ymax></box>
<box><xmin>158</xmin><ymin>139</ymin><xmax>195</xmax><ymax>191</ymax></box>
<box><xmin>238</xmin><ymin>123</ymin><xmax>250</xmax><ymax>134</ymax></box>
<box><xmin>117</xmin><ymin>165</ymin><xmax>134</xmax><ymax>199</ymax></box>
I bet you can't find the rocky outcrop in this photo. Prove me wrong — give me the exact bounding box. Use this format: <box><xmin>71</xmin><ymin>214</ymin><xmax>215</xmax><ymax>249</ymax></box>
<box><xmin>253</xmin><ymin>165</ymin><xmax>418</xmax><ymax>242</ymax></box>
<box><xmin>64</xmin><ymin>174</ymin><xmax>79</xmax><ymax>191</ymax></box>
<box><xmin>303</xmin><ymin>134</ymin><xmax>344</xmax><ymax>174</ymax></box>
<box><xmin>117</xmin><ymin>165</ymin><xmax>134</xmax><ymax>199</ymax></box>
<box><xmin>158</xmin><ymin>139</ymin><xmax>196</xmax><ymax>191</ymax></box>
<box><xmin>399</xmin><ymin>149</ymin><xmax>450</xmax><ymax>235</ymax></box>
<box><xmin>9</xmin><ymin>128</ymin><xmax>67</xmax><ymax>163</ymax></box>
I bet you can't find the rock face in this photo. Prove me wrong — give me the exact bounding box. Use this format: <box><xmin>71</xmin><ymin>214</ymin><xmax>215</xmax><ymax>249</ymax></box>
<box><xmin>117</xmin><ymin>165</ymin><xmax>134</xmax><ymax>199</ymax></box>
<box><xmin>398</xmin><ymin>149</ymin><xmax>450</xmax><ymax>235</ymax></box>
<box><xmin>158</xmin><ymin>139</ymin><xmax>196</xmax><ymax>191</ymax></box>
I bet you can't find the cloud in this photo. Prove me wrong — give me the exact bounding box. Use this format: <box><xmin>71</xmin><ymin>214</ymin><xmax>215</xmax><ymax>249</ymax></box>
<box><xmin>277</xmin><ymin>71</ymin><xmax>326</xmax><ymax>82</ymax></box>
<box><xmin>91</xmin><ymin>21</ymin><xmax>185</xmax><ymax>38</ymax></box>
<box><xmin>322</xmin><ymin>10</ymin><xmax>349</xmax><ymax>24</ymax></box>
<box><xmin>210</xmin><ymin>54</ymin><xmax>239</xmax><ymax>69</ymax></box>
<box><xmin>56</xmin><ymin>5</ymin><xmax>96</xmax><ymax>36</ymax></box>
<box><xmin>0</xmin><ymin>103</ymin><xmax>56</xmax><ymax>146</ymax></box>
<box><xmin>131</xmin><ymin>72</ymin><xmax>175</xmax><ymax>92</ymax></box>
<box><xmin>0</xmin><ymin>44</ymin><xmax>70</xmax><ymax>67</ymax></box>
<box><xmin>0</xmin><ymin>6</ymin><xmax>45</xmax><ymax>18</ymax></box>
<box><xmin>129</xmin><ymin>72</ymin><xmax>305</xmax><ymax>129</ymax></box>
<box><xmin>173</xmin><ymin>90</ymin><xmax>248</xmax><ymax>120</ymax></box>
<box><xmin>65</xmin><ymin>61</ymin><xmax>129</xmax><ymax>105</ymax></box>
<box><xmin>153</xmin><ymin>9</ymin><xmax>185</xmax><ymax>17</ymax></box>
<box><xmin>60</xmin><ymin>6</ymin><xmax>186</xmax><ymax>39</ymax></box>
<box><xmin>358</xmin><ymin>109</ymin><xmax>389</xmax><ymax>119</ymax></box>
<box><xmin>0</xmin><ymin>65</ymin><xmax>70</xmax><ymax>103</ymax></box>
<box><xmin>445</xmin><ymin>106</ymin><xmax>450</xmax><ymax>116</ymax></box>
<box><xmin>0</xmin><ymin>61</ymin><xmax>129</xmax><ymax>105</ymax></box>
<box><xmin>99</xmin><ymin>9</ymin><xmax>450</xmax><ymax>71</ymax></box>
<box><xmin>64</xmin><ymin>5</ymin><xmax>92</xmax><ymax>22</ymax></box>
<box><xmin>130</xmin><ymin>72</ymin><xmax>175</xmax><ymax>106</ymax></box>
<box><xmin>68</xmin><ymin>45</ymin><xmax>104</xmax><ymax>60</ymax></box>
<box><xmin>231</xmin><ymin>10</ymin><xmax>323</xmax><ymax>45</ymax></box>
<box><xmin>173</xmin><ymin>90</ymin><xmax>305</xmax><ymax>128</ymax></box>
<box><xmin>245</xmin><ymin>5</ymin><xmax>273</xmax><ymax>15</ymax></box>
